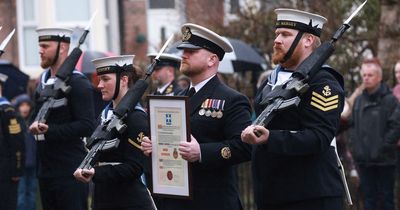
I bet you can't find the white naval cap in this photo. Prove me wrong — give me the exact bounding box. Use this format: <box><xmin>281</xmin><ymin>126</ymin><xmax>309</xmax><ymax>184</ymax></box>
<box><xmin>147</xmin><ymin>53</ymin><xmax>181</xmax><ymax>69</ymax></box>
<box><xmin>177</xmin><ymin>23</ymin><xmax>233</xmax><ymax>61</ymax></box>
<box><xmin>36</xmin><ymin>27</ymin><xmax>73</xmax><ymax>43</ymax></box>
<box><xmin>92</xmin><ymin>55</ymin><xmax>135</xmax><ymax>75</ymax></box>
<box><xmin>275</xmin><ymin>8</ymin><xmax>327</xmax><ymax>37</ymax></box>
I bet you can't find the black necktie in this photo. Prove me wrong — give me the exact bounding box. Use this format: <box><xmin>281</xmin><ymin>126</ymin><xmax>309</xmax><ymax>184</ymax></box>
<box><xmin>187</xmin><ymin>87</ymin><xmax>196</xmax><ymax>97</ymax></box>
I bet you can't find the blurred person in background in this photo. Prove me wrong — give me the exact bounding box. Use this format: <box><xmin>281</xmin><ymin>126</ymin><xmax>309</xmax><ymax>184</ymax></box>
<box><xmin>148</xmin><ymin>53</ymin><xmax>183</xmax><ymax>96</ymax></box>
<box><xmin>0</xmin><ymin>73</ymin><xmax>25</xmax><ymax>210</ymax></box>
<box><xmin>13</xmin><ymin>94</ymin><xmax>37</xmax><ymax>210</ymax></box>
<box><xmin>350</xmin><ymin>58</ymin><xmax>400</xmax><ymax>210</ymax></box>
<box><xmin>392</xmin><ymin>60</ymin><xmax>400</xmax><ymax>209</ymax></box>
<box><xmin>177</xmin><ymin>74</ymin><xmax>190</xmax><ymax>90</ymax></box>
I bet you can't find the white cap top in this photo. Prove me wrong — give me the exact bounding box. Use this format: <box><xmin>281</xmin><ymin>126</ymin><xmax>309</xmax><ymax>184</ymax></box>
<box><xmin>177</xmin><ymin>23</ymin><xmax>233</xmax><ymax>60</ymax></box>
<box><xmin>275</xmin><ymin>8</ymin><xmax>327</xmax><ymax>37</ymax></box>
<box><xmin>36</xmin><ymin>27</ymin><xmax>73</xmax><ymax>43</ymax></box>
<box><xmin>147</xmin><ymin>53</ymin><xmax>181</xmax><ymax>62</ymax></box>
<box><xmin>92</xmin><ymin>55</ymin><xmax>135</xmax><ymax>75</ymax></box>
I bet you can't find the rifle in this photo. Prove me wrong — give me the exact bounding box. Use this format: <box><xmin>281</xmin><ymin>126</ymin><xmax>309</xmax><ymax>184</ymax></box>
<box><xmin>0</xmin><ymin>28</ymin><xmax>15</xmax><ymax>57</ymax></box>
<box><xmin>34</xmin><ymin>12</ymin><xmax>97</xmax><ymax>124</ymax></box>
<box><xmin>78</xmin><ymin>34</ymin><xmax>175</xmax><ymax>170</ymax></box>
<box><xmin>254</xmin><ymin>1</ymin><xmax>366</xmax><ymax>129</ymax></box>
<box><xmin>253</xmin><ymin>1</ymin><xmax>367</xmax><ymax>206</ymax></box>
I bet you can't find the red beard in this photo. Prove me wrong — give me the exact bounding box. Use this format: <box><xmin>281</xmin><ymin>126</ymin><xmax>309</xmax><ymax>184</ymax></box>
<box><xmin>272</xmin><ymin>46</ymin><xmax>285</xmax><ymax>65</ymax></box>
<box><xmin>272</xmin><ymin>45</ymin><xmax>302</xmax><ymax>69</ymax></box>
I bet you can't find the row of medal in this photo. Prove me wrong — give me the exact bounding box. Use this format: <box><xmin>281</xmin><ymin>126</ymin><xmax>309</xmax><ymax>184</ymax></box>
<box><xmin>198</xmin><ymin>99</ymin><xmax>225</xmax><ymax>118</ymax></box>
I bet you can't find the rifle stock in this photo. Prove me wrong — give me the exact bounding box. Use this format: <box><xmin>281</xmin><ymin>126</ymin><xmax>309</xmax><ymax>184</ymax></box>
<box><xmin>78</xmin><ymin>50</ymin><xmax>167</xmax><ymax>170</ymax></box>
<box><xmin>253</xmin><ymin>2</ymin><xmax>366</xmax><ymax>205</ymax></box>
<box><xmin>34</xmin><ymin>30</ymin><xmax>89</xmax><ymax>124</ymax></box>
<box><xmin>78</xmin><ymin>35</ymin><xmax>173</xmax><ymax>170</ymax></box>
<box><xmin>254</xmin><ymin>24</ymin><xmax>350</xmax><ymax>128</ymax></box>
<box><xmin>78</xmin><ymin>77</ymin><xmax>151</xmax><ymax>170</ymax></box>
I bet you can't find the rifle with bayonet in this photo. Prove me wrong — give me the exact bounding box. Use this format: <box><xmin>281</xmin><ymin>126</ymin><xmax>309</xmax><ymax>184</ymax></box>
<box><xmin>254</xmin><ymin>1</ymin><xmax>366</xmax><ymax>129</ymax></box>
<box><xmin>0</xmin><ymin>28</ymin><xmax>16</xmax><ymax>57</ymax></box>
<box><xmin>253</xmin><ymin>1</ymin><xmax>367</xmax><ymax>205</ymax></box>
<box><xmin>78</xmin><ymin>35</ymin><xmax>175</xmax><ymax>170</ymax></box>
<box><xmin>34</xmin><ymin>12</ymin><xmax>97</xmax><ymax>125</ymax></box>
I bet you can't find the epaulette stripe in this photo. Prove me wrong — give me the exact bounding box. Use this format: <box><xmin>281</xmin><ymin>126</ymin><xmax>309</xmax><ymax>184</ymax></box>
<box><xmin>312</xmin><ymin>92</ymin><xmax>338</xmax><ymax>102</ymax></box>
<box><xmin>311</xmin><ymin>97</ymin><xmax>339</xmax><ymax>107</ymax></box>
<box><xmin>310</xmin><ymin>102</ymin><xmax>338</xmax><ymax>112</ymax></box>
<box><xmin>9</xmin><ymin>124</ymin><xmax>21</xmax><ymax>134</ymax></box>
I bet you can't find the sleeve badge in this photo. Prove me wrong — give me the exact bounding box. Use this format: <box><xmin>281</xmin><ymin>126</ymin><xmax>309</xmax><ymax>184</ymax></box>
<box><xmin>8</xmin><ymin>118</ymin><xmax>21</xmax><ymax>134</ymax></box>
<box><xmin>310</xmin><ymin>85</ymin><xmax>339</xmax><ymax>112</ymax></box>
<box><xmin>128</xmin><ymin>132</ymin><xmax>145</xmax><ymax>149</ymax></box>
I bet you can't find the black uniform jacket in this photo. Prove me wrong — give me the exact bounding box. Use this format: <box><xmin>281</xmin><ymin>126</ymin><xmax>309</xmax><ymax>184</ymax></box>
<box><xmin>156</xmin><ymin>75</ymin><xmax>252</xmax><ymax>210</ymax></box>
<box><xmin>253</xmin><ymin>66</ymin><xmax>345</xmax><ymax>207</ymax></box>
<box><xmin>92</xmin><ymin>104</ymin><xmax>154</xmax><ymax>210</ymax></box>
<box><xmin>33</xmin><ymin>70</ymin><xmax>95</xmax><ymax>178</ymax></box>
<box><xmin>0</xmin><ymin>98</ymin><xmax>25</xmax><ymax>180</ymax></box>
<box><xmin>153</xmin><ymin>80</ymin><xmax>182</xmax><ymax>96</ymax></box>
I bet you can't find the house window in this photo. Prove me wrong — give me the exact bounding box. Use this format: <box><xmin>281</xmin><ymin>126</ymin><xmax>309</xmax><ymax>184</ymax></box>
<box><xmin>149</xmin><ymin>0</ymin><xmax>175</xmax><ymax>9</ymax></box>
<box><xmin>55</xmin><ymin>0</ymin><xmax>90</xmax><ymax>21</ymax></box>
<box><xmin>230</xmin><ymin>0</ymin><xmax>239</xmax><ymax>13</ymax></box>
<box><xmin>17</xmin><ymin>0</ymin><xmax>116</xmax><ymax>78</ymax></box>
<box><xmin>18</xmin><ymin>0</ymin><xmax>39</xmax><ymax>67</ymax></box>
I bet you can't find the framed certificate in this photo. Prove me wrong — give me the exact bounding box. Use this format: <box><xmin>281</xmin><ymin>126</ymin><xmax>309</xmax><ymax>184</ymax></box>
<box><xmin>147</xmin><ymin>96</ymin><xmax>192</xmax><ymax>199</ymax></box>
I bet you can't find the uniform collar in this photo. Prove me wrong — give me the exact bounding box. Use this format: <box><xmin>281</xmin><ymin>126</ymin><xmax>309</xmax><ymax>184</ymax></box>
<box><xmin>157</xmin><ymin>81</ymin><xmax>172</xmax><ymax>94</ymax></box>
<box><xmin>189</xmin><ymin>74</ymin><xmax>216</xmax><ymax>93</ymax></box>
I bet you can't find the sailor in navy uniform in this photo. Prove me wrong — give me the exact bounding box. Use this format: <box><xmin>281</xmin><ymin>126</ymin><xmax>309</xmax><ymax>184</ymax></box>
<box><xmin>0</xmin><ymin>73</ymin><xmax>25</xmax><ymax>210</ymax></box>
<box><xmin>241</xmin><ymin>9</ymin><xmax>345</xmax><ymax>210</ymax></box>
<box><xmin>29</xmin><ymin>27</ymin><xmax>95</xmax><ymax>210</ymax></box>
<box><xmin>74</xmin><ymin>55</ymin><xmax>156</xmax><ymax>210</ymax></box>
<box><xmin>141</xmin><ymin>23</ymin><xmax>252</xmax><ymax>210</ymax></box>
<box><xmin>148</xmin><ymin>53</ymin><xmax>183</xmax><ymax>96</ymax></box>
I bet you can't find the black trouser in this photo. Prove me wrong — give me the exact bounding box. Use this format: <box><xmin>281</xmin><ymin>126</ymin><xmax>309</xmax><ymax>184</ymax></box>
<box><xmin>0</xmin><ymin>179</ymin><xmax>18</xmax><ymax>210</ymax></box>
<box><xmin>39</xmin><ymin>176</ymin><xmax>88</xmax><ymax>210</ymax></box>
<box><xmin>259</xmin><ymin>196</ymin><xmax>344</xmax><ymax>210</ymax></box>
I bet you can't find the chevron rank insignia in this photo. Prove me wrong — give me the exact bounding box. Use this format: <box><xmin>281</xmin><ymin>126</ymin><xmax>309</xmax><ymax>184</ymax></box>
<box><xmin>128</xmin><ymin>132</ymin><xmax>145</xmax><ymax>149</ymax></box>
<box><xmin>8</xmin><ymin>118</ymin><xmax>21</xmax><ymax>134</ymax></box>
<box><xmin>310</xmin><ymin>86</ymin><xmax>339</xmax><ymax>112</ymax></box>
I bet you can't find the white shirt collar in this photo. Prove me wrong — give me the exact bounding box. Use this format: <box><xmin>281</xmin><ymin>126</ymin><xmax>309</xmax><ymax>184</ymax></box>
<box><xmin>272</xmin><ymin>71</ymin><xmax>292</xmax><ymax>90</ymax></box>
<box><xmin>190</xmin><ymin>74</ymin><xmax>216</xmax><ymax>93</ymax></box>
<box><xmin>157</xmin><ymin>82</ymin><xmax>171</xmax><ymax>93</ymax></box>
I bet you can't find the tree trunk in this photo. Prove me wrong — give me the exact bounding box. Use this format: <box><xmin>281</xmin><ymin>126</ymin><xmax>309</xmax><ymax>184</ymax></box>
<box><xmin>377</xmin><ymin>0</ymin><xmax>400</xmax><ymax>84</ymax></box>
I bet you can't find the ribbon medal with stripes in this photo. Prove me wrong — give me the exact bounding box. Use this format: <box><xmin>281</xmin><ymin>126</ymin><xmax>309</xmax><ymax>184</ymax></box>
<box><xmin>310</xmin><ymin>85</ymin><xmax>339</xmax><ymax>112</ymax></box>
<box><xmin>199</xmin><ymin>99</ymin><xmax>225</xmax><ymax>118</ymax></box>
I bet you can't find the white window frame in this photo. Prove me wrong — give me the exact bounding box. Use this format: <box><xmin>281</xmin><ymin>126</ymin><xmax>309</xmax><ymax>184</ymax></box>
<box><xmin>16</xmin><ymin>0</ymin><xmax>119</xmax><ymax>79</ymax></box>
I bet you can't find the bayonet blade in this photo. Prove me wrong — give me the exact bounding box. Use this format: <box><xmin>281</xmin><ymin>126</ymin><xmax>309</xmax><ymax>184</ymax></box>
<box><xmin>85</xmin><ymin>10</ymin><xmax>98</xmax><ymax>31</ymax></box>
<box><xmin>344</xmin><ymin>0</ymin><xmax>367</xmax><ymax>24</ymax></box>
<box><xmin>0</xmin><ymin>29</ymin><xmax>15</xmax><ymax>52</ymax></box>
<box><xmin>155</xmin><ymin>34</ymin><xmax>174</xmax><ymax>60</ymax></box>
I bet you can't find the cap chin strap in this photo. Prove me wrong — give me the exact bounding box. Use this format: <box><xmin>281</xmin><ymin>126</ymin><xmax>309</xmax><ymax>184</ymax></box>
<box><xmin>51</xmin><ymin>40</ymin><xmax>62</xmax><ymax>67</ymax></box>
<box><xmin>281</xmin><ymin>31</ymin><xmax>304</xmax><ymax>63</ymax></box>
<box><xmin>113</xmin><ymin>71</ymin><xmax>121</xmax><ymax>100</ymax></box>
